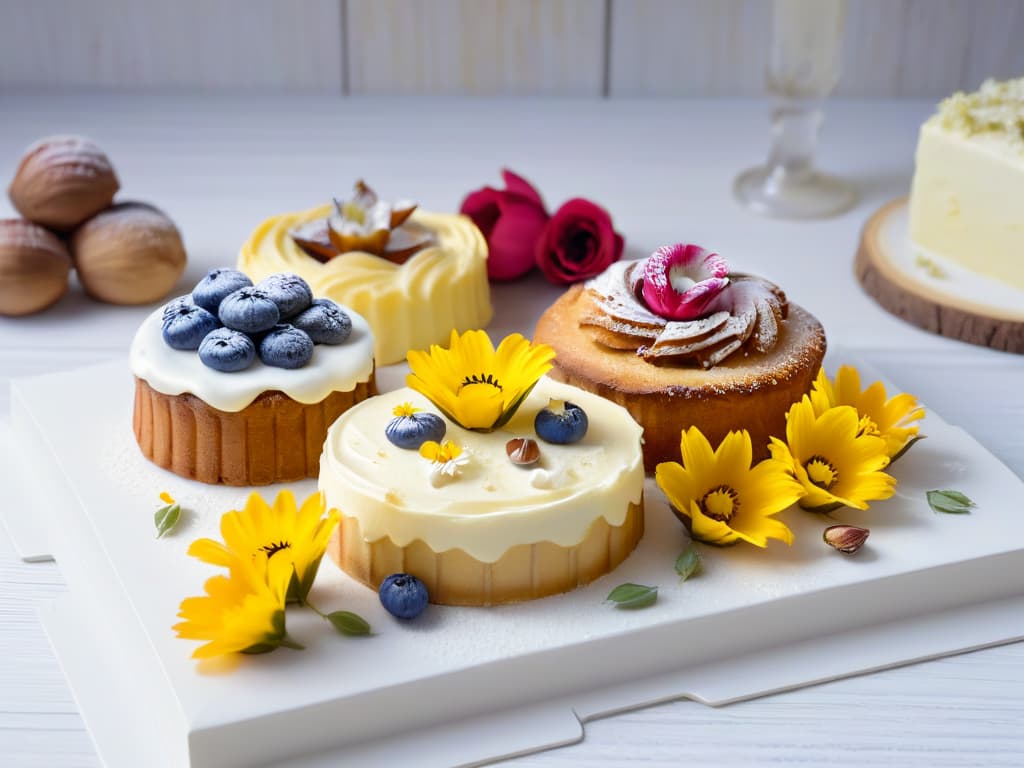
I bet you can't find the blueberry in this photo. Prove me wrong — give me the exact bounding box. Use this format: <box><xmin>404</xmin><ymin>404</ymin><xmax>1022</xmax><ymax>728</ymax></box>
<box><xmin>198</xmin><ymin>327</ymin><xmax>256</xmax><ymax>372</ymax></box>
<box><xmin>385</xmin><ymin>412</ymin><xmax>446</xmax><ymax>450</ymax></box>
<box><xmin>161</xmin><ymin>300</ymin><xmax>220</xmax><ymax>350</ymax></box>
<box><xmin>290</xmin><ymin>298</ymin><xmax>352</xmax><ymax>345</ymax></box>
<box><xmin>191</xmin><ymin>268</ymin><xmax>253</xmax><ymax>314</ymax></box>
<box><xmin>534</xmin><ymin>400</ymin><xmax>589</xmax><ymax>444</ymax></box>
<box><xmin>379</xmin><ymin>573</ymin><xmax>429</xmax><ymax>619</ymax></box>
<box><xmin>258</xmin><ymin>324</ymin><xmax>314</xmax><ymax>369</ymax></box>
<box><xmin>162</xmin><ymin>294</ymin><xmax>195</xmax><ymax>321</ymax></box>
<box><xmin>218</xmin><ymin>287</ymin><xmax>279</xmax><ymax>333</ymax></box>
<box><xmin>256</xmin><ymin>273</ymin><xmax>313</xmax><ymax>319</ymax></box>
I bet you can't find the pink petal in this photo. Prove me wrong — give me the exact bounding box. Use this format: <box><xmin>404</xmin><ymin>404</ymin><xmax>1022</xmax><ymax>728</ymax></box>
<box><xmin>641</xmin><ymin>243</ymin><xmax>731</xmax><ymax>320</ymax></box>
<box><xmin>460</xmin><ymin>187</ymin><xmax>502</xmax><ymax>238</ymax></box>
<box><xmin>699</xmin><ymin>249</ymin><xmax>729</xmax><ymax>280</ymax></box>
<box><xmin>535</xmin><ymin>198</ymin><xmax>623</xmax><ymax>284</ymax></box>
<box><xmin>501</xmin><ymin>169</ymin><xmax>546</xmax><ymax>210</ymax></box>
<box><xmin>486</xmin><ymin>199</ymin><xmax>549</xmax><ymax>280</ymax></box>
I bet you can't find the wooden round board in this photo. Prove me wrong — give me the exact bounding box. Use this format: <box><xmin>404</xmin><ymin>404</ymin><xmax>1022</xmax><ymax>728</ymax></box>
<box><xmin>855</xmin><ymin>197</ymin><xmax>1024</xmax><ymax>354</ymax></box>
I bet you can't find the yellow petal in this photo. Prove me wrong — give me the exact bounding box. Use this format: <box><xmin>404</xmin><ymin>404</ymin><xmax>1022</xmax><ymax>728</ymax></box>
<box><xmin>688</xmin><ymin>501</ymin><xmax>740</xmax><ymax>545</ymax></box>
<box><xmin>833</xmin><ymin>365</ymin><xmax>864</xmax><ymax>408</ymax></box>
<box><xmin>187</xmin><ymin>538</ymin><xmax>235</xmax><ymax>568</ymax></box>
<box><xmin>732</xmin><ymin>516</ymin><xmax>794</xmax><ymax>547</ymax></box>
<box><xmin>679</xmin><ymin>426</ymin><xmax>716</xmax><ymax>481</ymax></box>
<box><xmin>419</xmin><ymin>441</ymin><xmax>442</xmax><ymax>461</ymax></box>
<box><xmin>715</xmin><ymin>430</ymin><xmax>753</xmax><ymax>475</ymax></box>
<box><xmin>451</xmin><ymin>382</ymin><xmax>504</xmax><ymax>429</ymax></box>
<box><xmin>784</xmin><ymin>396</ymin><xmax>818</xmax><ymax>460</ymax></box>
<box><xmin>655</xmin><ymin>460</ymin><xmax>700</xmax><ymax>515</ymax></box>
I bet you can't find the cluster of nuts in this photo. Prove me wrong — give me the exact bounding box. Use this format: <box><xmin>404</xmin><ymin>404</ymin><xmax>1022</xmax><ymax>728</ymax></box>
<box><xmin>1</xmin><ymin>136</ymin><xmax>187</xmax><ymax>316</ymax></box>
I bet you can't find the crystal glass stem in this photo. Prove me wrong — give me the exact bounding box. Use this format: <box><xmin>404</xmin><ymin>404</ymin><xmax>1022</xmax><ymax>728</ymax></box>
<box><xmin>765</xmin><ymin>100</ymin><xmax>822</xmax><ymax>188</ymax></box>
<box><xmin>734</xmin><ymin>0</ymin><xmax>857</xmax><ymax>219</ymax></box>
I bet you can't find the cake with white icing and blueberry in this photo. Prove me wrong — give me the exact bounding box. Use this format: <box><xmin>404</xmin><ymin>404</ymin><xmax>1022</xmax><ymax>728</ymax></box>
<box><xmin>318</xmin><ymin>330</ymin><xmax>645</xmax><ymax>606</ymax></box>
<box><xmin>130</xmin><ymin>268</ymin><xmax>376</xmax><ymax>486</ymax></box>
<box><xmin>534</xmin><ymin>244</ymin><xmax>827</xmax><ymax>470</ymax></box>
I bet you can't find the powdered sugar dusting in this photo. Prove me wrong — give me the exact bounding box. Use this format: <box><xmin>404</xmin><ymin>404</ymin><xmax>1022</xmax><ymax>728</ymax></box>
<box><xmin>22</xmin><ymin>135</ymin><xmax>114</xmax><ymax>176</ymax></box>
<box><xmin>582</xmin><ymin>257</ymin><xmax>788</xmax><ymax>369</ymax></box>
<box><xmin>0</xmin><ymin>219</ymin><xmax>67</xmax><ymax>255</ymax></box>
<box><xmin>81</xmin><ymin>203</ymin><xmax>178</xmax><ymax>239</ymax></box>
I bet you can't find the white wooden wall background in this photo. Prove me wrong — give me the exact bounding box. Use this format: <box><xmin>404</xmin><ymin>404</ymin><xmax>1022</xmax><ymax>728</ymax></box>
<box><xmin>1</xmin><ymin>0</ymin><xmax>1023</xmax><ymax>97</ymax></box>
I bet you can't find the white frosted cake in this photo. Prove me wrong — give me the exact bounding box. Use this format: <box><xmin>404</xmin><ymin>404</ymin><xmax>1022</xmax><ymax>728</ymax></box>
<box><xmin>319</xmin><ymin>377</ymin><xmax>645</xmax><ymax>606</ymax></box>
<box><xmin>909</xmin><ymin>77</ymin><xmax>1024</xmax><ymax>290</ymax></box>
<box><xmin>130</xmin><ymin>270</ymin><xmax>377</xmax><ymax>486</ymax></box>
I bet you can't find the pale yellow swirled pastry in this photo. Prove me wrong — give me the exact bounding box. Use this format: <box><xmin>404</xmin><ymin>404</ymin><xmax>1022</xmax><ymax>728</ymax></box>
<box><xmin>239</xmin><ymin>204</ymin><xmax>492</xmax><ymax>364</ymax></box>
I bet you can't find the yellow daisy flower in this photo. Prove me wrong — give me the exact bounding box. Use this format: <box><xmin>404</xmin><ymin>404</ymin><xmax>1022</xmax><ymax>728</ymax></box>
<box><xmin>810</xmin><ymin>366</ymin><xmax>925</xmax><ymax>460</ymax></box>
<box><xmin>406</xmin><ymin>329</ymin><xmax>555</xmax><ymax>431</ymax></box>
<box><xmin>187</xmin><ymin>490</ymin><xmax>339</xmax><ymax>604</ymax></box>
<box><xmin>173</xmin><ymin>554</ymin><xmax>298</xmax><ymax>659</ymax></box>
<box><xmin>392</xmin><ymin>402</ymin><xmax>421</xmax><ymax>417</ymax></box>
<box><xmin>770</xmin><ymin>396</ymin><xmax>897</xmax><ymax>512</ymax></box>
<box><xmin>656</xmin><ymin>427</ymin><xmax>804</xmax><ymax>547</ymax></box>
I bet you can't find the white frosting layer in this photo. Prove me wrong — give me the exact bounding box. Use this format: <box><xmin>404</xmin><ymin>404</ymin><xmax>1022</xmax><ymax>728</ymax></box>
<box><xmin>129</xmin><ymin>304</ymin><xmax>375</xmax><ymax>412</ymax></box>
<box><xmin>319</xmin><ymin>377</ymin><xmax>645</xmax><ymax>563</ymax></box>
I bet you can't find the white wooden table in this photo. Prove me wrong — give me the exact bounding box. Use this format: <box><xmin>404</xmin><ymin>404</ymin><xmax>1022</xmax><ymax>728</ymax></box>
<box><xmin>1</xmin><ymin>93</ymin><xmax>1022</xmax><ymax>767</ymax></box>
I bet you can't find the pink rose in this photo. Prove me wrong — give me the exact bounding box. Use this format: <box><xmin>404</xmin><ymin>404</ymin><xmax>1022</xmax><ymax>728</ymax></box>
<box><xmin>535</xmin><ymin>198</ymin><xmax>624</xmax><ymax>285</ymax></box>
<box><xmin>640</xmin><ymin>243</ymin><xmax>730</xmax><ymax>320</ymax></box>
<box><xmin>460</xmin><ymin>169</ymin><xmax>549</xmax><ymax>281</ymax></box>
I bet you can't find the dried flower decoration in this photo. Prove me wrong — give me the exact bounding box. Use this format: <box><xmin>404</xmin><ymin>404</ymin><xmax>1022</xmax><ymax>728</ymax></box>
<box><xmin>290</xmin><ymin>180</ymin><xmax>433</xmax><ymax>264</ymax></box>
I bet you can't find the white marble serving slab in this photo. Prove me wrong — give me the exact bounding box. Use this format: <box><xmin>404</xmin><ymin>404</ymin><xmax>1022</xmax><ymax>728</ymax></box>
<box><xmin>3</xmin><ymin>359</ymin><xmax>1024</xmax><ymax>768</ymax></box>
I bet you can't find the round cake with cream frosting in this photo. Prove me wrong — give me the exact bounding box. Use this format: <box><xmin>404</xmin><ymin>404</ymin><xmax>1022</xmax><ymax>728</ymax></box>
<box><xmin>130</xmin><ymin>271</ymin><xmax>376</xmax><ymax>486</ymax></box>
<box><xmin>238</xmin><ymin>186</ymin><xmax>492</xmax><ymax>365</ymax></box>
<box><xmin>320</xmin><ymin>377</ymin><xmax>645</xmax><ymax>606</ymax></box>
<box><xmin>534</xmin><ymin>245</ymin><xmax>826</xmax><ymax>471</ymax></box>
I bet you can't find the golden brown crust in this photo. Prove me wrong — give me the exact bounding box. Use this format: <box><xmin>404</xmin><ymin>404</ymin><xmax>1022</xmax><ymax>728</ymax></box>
<box><xmin>328</xmin><ymin>499</ymin><xmax>644</xmax><ymax>606</ymax></box>
<box><xmin>534</xmin><ymin>285</ymin><xmax>826</xmax><ymax>470</ymax></box>
<box><xmin>133</xmin><ymin>373</ymin><xmax>376</xmax><ymax>486</ymax></box>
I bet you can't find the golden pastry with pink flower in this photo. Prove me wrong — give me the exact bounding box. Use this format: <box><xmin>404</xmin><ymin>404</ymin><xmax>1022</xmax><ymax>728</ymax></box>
<box><xmin>534</xmin><ymin>243</ymin><xmax>827</xmax><ymax>470</ymax></box>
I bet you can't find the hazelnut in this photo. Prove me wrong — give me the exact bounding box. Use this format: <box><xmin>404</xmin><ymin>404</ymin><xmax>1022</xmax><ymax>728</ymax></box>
<box><xmin>8</xmin><ymin>136</ymin><xmax>119</xmax><ymax>231</ymax></box>
<box><xmin>71</xmin><ymin>202</ymin><xmax>187</xmax><ymax>305</ymax></box>
<box><xmin>506</xmin><ymin>437</ymin><xmax>541</xmax><ymax>466</ymax></box>
<box><xmin>0</xmin><ymin>219</ymin><xmax>72</xmax><ymax>316</ymax></box>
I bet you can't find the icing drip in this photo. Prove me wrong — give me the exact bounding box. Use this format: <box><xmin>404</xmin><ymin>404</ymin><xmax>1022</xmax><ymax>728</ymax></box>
<box><xmin>581</xmin><ymin>260</ymin><xmax>788</xmax><ymax>369</ymax></box>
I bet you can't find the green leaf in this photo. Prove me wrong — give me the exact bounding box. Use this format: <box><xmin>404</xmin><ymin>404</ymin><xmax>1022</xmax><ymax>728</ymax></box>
<box><xmin>298</xmin><ymin>555</ymin><xmax>324</xmax><ymax>603</ymax></box>
<box><xmin>799</xmin><ymin>500</ymin><xmax>846</xmax><ymax>514</ymax></box>
<box><xmin>271</xmin><ymin>608</ymin><xmax>287</xmax><ymax>637</ymax></box>
<box><xmin>154</xmin><ymin>503</ymin><xmax>181</xmax><ymax>538</ymax></box>
<box><xmin>240</xmin><ymin>642</ymin><xmax>280</xmax><ymax>655</ymax></box>
<box><xmin>674</xmin><ymin>545</ymin><xmax>701</xmax><ymax>582</ymax></box>
<box><xmin>889</xmin><ymin>434</ymin><xmax>926</xmax><ymax>463</ymax></box>
<box><xmin>927</xmin><ymin>489</ymin><xmax>976</xmax><ymax>514</ymax></box>
<box><xmin>606</xmin><ymin>583</ymin><xmax>658</xmax><ymax>609</ymax></box>
<box><xmin>327</xmin><ymin>610</ymin><xmax>372</xmax><ymax>636</ymax></box>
